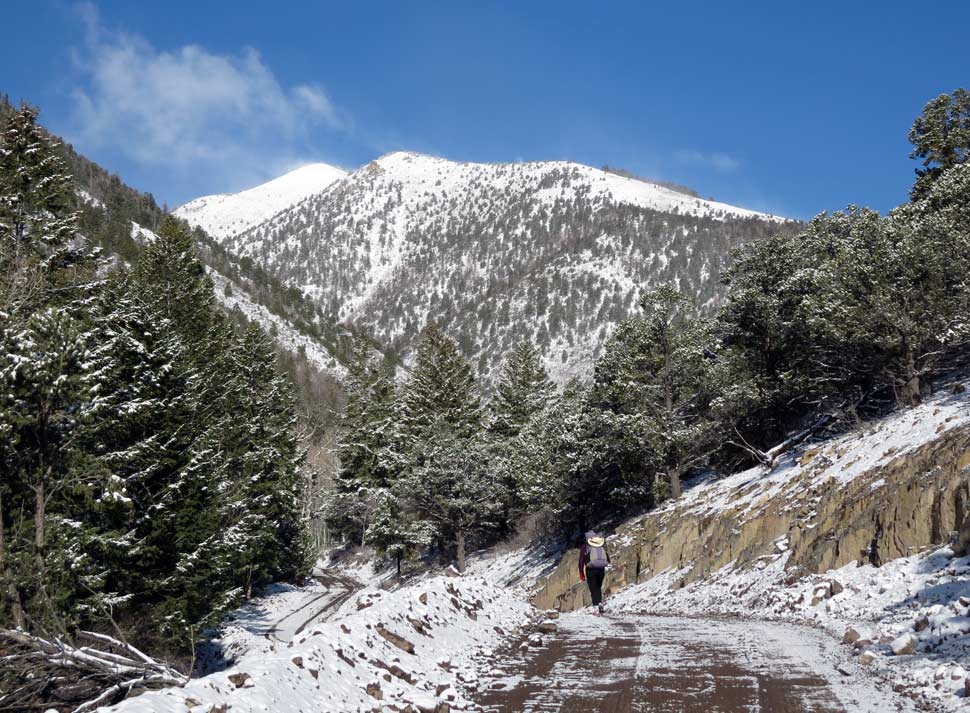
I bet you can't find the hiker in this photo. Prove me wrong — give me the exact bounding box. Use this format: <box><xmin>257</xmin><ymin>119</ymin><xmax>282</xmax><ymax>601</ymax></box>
<box><xmin>578</xmin><ymin>531</ymin><xmax>610</xmax><ymax>613</ymax></box>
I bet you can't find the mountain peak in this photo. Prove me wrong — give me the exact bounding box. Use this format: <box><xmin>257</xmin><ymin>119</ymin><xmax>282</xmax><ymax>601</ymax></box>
<box><xmin>175</xmin><ymin>162</ymin><xmax>346</xmax><ymax>240</ymax></box>
<box><xmin>209</xmin><ymin>149</ymin><xmax>792</xmax><ymax>387</ymax></box>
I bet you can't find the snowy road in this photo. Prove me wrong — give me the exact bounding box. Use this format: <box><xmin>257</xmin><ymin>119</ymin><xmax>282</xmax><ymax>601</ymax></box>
<box><xmin>265</xmin><ymin>571</ymin><xmax>357</xmax><ymax>642</ymax></box>
<box><xmin>476</xmin><ymin>613</ymin><xmax>919</xmax><ymax>712</ymax></box>
<box><xmin>197</xmin><ymin>571</ymin><xmax>359</xmax><ymax>673</ymax></box>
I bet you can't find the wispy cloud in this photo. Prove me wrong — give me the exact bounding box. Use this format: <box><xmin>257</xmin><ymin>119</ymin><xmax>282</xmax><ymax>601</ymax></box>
<box><xmin>67</xmin><ymin>3</ymin><xmax>348</xmax><ymax>186</ymax></box>
<box><xmin>675</xmin><ymin>149</ymin><xmax>740</xmax><ymax>172</ymax></box>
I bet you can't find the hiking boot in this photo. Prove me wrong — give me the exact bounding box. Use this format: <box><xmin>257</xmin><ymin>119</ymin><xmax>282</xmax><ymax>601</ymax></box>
<box><xmin>598</xmin><ymin>603</ymin><xmax>605</xmax><ymax>615</ymax></box>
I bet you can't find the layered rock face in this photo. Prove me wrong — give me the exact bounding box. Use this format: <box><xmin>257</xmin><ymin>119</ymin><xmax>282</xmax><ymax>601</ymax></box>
<box><xmin>532</xmin><ymin>390</ymin><xmax>970</xmax><ymax>612</ymax></box>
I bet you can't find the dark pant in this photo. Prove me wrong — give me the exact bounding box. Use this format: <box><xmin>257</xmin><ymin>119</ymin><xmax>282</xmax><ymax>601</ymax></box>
<box><xmin>586</xmin><ymin>568</ymin><xmax>605</xmax><ymax>606</ymax></box>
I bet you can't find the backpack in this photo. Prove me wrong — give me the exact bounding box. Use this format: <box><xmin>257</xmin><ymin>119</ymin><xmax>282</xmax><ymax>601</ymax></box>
<box><xmin>586</xmin><ymin>544</ymin><xmax>608</xmax><ymax>570</ymax></box>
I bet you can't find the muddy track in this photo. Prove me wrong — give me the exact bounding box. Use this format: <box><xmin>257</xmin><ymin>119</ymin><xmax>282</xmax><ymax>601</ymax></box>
<box><xmin>475</xmin><ymin>613</ymin><xmax>917</xmax><ymax>713</ymax></box>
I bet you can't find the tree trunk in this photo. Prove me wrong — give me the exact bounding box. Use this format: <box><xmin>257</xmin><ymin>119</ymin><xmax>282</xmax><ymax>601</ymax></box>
<box><xmin>668</xmin><ymin>468</ymin><xmax>683</xmax><ymax>499</ymax></box>
<box><xmin>33</xmin><ymin>472</ymin><xmax>47</xmax><ymax>601</ymax></box>
<box><xmin>897</xmin><ymin>349</ymin><xmax>921</xmax><ymax>407</ymax></box>
<box><xmin>396</xmin><ymin>553</ymin><xmax>401</xmax><ymax>577</ymax></box>
<box><xmin>456</xmin><ymin>528</ymin><xmax>466</xmax><ymax>573</ymax></box>
<box><xmin>0</xmin><ymin>491</ymin><xmax>25</xmax><ymax>630</ymax></box>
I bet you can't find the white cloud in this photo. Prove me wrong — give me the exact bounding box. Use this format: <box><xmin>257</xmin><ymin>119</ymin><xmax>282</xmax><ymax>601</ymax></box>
<box><xmin>675</xmin><ymin>149</ymin><xmax>740</xmax><ymax>172</ymax></box>
<box><xmin>68</xmin><ymin>3</ymin><xmax>346</xmax><ymax>177</ymax></box>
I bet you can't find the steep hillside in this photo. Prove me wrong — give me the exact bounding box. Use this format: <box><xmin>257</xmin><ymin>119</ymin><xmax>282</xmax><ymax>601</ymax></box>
<box><xmin>42</xmin><ymin>109</ymin><xmax>354</xmax><ymax>391</ymax></box>
<box><xmin>214</xmin><ymin>151</ymin><xmax>793</xmax><ymax>385</ymax></box>
<box><xmin>531</xmin><ymin>379</ymin><xmax>970</xmax><ymax>709</ymax></box>
<box><xmin>174</xmin><ymin>162</ymin><xmax>346</xmax><ymax>239</ymax></box>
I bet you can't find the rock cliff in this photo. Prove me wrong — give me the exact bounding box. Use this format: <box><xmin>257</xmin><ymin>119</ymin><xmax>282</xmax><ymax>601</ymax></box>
<box><xmin>532</xmin><ymin>386</ymin><xmax>970</xmax><ymax>612</ymax></box>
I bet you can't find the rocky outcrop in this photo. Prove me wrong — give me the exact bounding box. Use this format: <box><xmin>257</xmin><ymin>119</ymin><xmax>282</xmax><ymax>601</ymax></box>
<box><xmin>532</xmin><ymin>407</ymin><xmax>970</xmax><ymax>612</ymax></box>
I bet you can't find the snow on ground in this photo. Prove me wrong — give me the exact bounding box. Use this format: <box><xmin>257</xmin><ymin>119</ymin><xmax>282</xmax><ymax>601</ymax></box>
<box><xmin>206</xmin><ymin>268</ymin><xmax>346</xmax><ymax>379</ymax></box>
<box><xmin>174</xmin><ymin>163</ymin><xmax>346</xmax><ymax>240</ymax></box>
<box><xmin>78</xmin><ymin>188</ymin><xmax>104</xmax><ymax>209</ymax></box>
<box><xmin>609</xmin><ymin>539</ymin><xmax>970</xmax><ymax>709</ymax></box>
<box><xmin>619</xmin><ymin>379</ymin><xmax>970</xmax><ymax>533</ymax></box>
<box><xmin>130</xmin><ymin>220</ymin><xmax>159</xmax><ymax>244</ymax></box>
<box><xmin>479</xmin><ymin>612</ymin><xmax>920</xmax><ymax>712</ymax></box>
<box><xmin>464</xmin><ymin>544</ymin><xmax>562</xmax><ymax>591</ymax></box>
<box><xmin>104</xmin><ymin>575</ymin><xmax>534</xmax><ymax>713</ymax></box>
<box><xmin>196</xmin><ymin>580</ymin><xmax>335</xmax><ymax>673</ymax></box>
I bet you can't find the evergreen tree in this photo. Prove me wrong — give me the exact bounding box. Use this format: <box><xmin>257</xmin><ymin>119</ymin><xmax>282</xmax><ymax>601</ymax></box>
<box><xmin>909</xmin><ymin>88</ymin><xmax>970</xmax><ymax>198</ymax></box>
<box><xmin>398</xmin><ymin>324</ymin><xmax>488</xmax><ymax>569</ymax></box>
<box><xmin>816</xmin><ymin>202</ymin><xmax>970</xmax><ymax>405</ymax></box>
<box><xmin>592</xmin><ymin>286</ymin><xmax>724</xmax><ymax>500</ymax></box>
<box><xmin>66</xmin><ymin>275</ymin><xmax>191</xmax><ymax>639</ymax></box>
<box><xmin>221</xmin><ymin>324</ymin><xmax>307</xmax><ymax>591</ymax></box>
<box><xmin>0</xmin><ymin>307</ymin><xmax>93</xmax><ymax>630</ymax></box>
<box><xmin>133</xmin><ymin>215</ymin><xmax>216</xmax><ymax>351</ymax></box>
<box><xmin>327</xmin><ymin>342</ymin><xmax>403</xmax><ymax>547</ymax></box>
<box><xmin>489</xmin><ymin>340</ymin><xmax>554</xmax><ymax>438</ymax></box>
<box><xmin>400</xmin><ymin>323</ymin><xmax>481</xmax><ymax>451</ymax></box>
<box><xmin>0</xmin><ymin>104</ymin><xmax>83</xmax><ymax>317</ymax></box>
<box><xmin>487</xmin><ymin>340</ymin><xmax>556</xmax><ymax>531</ymax></box>
<box><xmin>364</xmin><ymin>489</ymin><xmax>431</xmax><ymax>575</ymax></box>
<box><xmin>401</xmin><ymin>434</ymin><xmax>504</xmax><ymax>572</ymax></box>
<box><xmin>511</xmin><ymin>380</ymin><xmax>636</xmax><ymax>535</ymax></box>
<box><xmin>718</xmin><ymin>232</ymin><xmax>833</xmax><ymax>443</ymax></box>
<box><xmin>335</xmin><ymin>342</ymin><xmax>402</xmax><ymax>492</ymax></box>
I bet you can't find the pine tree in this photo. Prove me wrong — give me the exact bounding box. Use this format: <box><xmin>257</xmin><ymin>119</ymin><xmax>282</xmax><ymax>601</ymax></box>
<box><xmin>133</xmin><ymin>215</ymin><xmax>216</xmax><ymax>350</ymax></box>
<box><xmin>486</xmin><ymin>340</ymin><xmax>555</xmax><ymax>532</ymax></box>
<box><xmin>592</xmin><ymin>286</ymin><xmax>723</xmax><ymax>500</ymax></box>
<box><xmin>401</xmin><ymin>434</ymin><xmax>504</xmax><ymax>572</ymax></box>
<box><xmin>810</xmin><ymin>201</ymin><xmax>970</xmax><ymax>406</ymax></box>
<box><xmin>65</xmin><ymin>275</ymin><xmax>191</xmax><ymax>635</ymax></box>
<box><xmin>511</xmin><ymin>380</ymin><xmax>625</xmax><ymax>535</ymax></box>
<box><xmin>489</xmin><ymin>340</ymin><xmax>554</xmax><ymax>438</ymax></box>
<box><xmin>336</xmin><ymin>342</ymin><xmax>402</xmax><ymax>492</ymax></box>
<box><xmin>0</xmin><ymin>307</ymin><xmax>93</xmax><ymax>630</ymax></box>
<box><xmin>909</xmin><ymin>88</ymin><xmax>970</xmax><ymax>198</ymax></box>
<box><xmin>0</xmin><ymin>104</ymin><xmax>82</xmax><ymax>317</ymax></box>
<box><xmin>718</xmin><ymin>232</ymin><xmax>832</xmax><ymax>443</ymax></box>
<box><xmin>400</xmin><ymin>323</ymin><xmax>481</xmax><ymax>453</ymax></box>
<box><xmin>398</xmin><ymin>324</ymin><xmax>487</xmax><ymax>570</ymax></box>
<box><xmin>364</xmin><ymin>489</ymin><xmax>431</xmax><ymax>575</ymax></box>
<box><xmin>222</xmin><ymin>324</ymin><xmax>306</xmax><ymax>591</ymax></box>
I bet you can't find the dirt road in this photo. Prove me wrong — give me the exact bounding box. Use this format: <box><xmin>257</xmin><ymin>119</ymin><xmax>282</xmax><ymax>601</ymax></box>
<box><xmin>266</xmin><ymin>571</ymin><xmax>358</xmax><ymax>642</ymax></box>
<box><xmin>476</xmin><ymin>612</ymin><xmax>917</xmax><ymax>712</ymax></box>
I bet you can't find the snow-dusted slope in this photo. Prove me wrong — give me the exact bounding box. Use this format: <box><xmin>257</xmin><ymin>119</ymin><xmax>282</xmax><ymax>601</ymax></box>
<box><xmin>174</xmin><ymin>162</ymin><xmax>346</xmax><ymax>240</ymax></box>
<box><xmin>206</xmin><ymin>268</ymin><xmax>346</xmax><ymax>378</ymax></box>
<box><xmin>200</xmin><ymin>152</ymin><xmax>794</xmax><ymax>386</ymax></box>
<box><xmin>120</xmin><ymin>220</ymin><xmax>344</xmax><ymax>376</ymax></box>
<box><xmin>103</xmin><ymin>575</ymin><xmax>533</xmax><ymax>713</ymax></box>
<box><xmin>365</xmin><ymin>151</ymin><xmax>782</xmax><ymax>222</ymax></box>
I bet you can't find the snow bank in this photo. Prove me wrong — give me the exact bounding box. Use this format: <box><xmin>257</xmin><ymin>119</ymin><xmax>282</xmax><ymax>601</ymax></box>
<box><xmin>196</xmin><ymin>580</ymin><xmax>337</xmax><ymax>673</ymax></box>
<box><xmin>102</xmin><ymin>576</ymin><xmax>533</xmax><ymax>713</ymax></box>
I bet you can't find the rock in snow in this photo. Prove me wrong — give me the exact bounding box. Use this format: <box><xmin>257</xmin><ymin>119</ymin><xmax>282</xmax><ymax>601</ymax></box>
<box><xmin>891</xmin><ymin>633</ymin><xmax>918</xmax><ymax>656</ymax></box>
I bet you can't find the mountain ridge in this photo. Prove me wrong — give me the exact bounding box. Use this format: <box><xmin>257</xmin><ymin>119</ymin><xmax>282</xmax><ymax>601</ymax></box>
<box><xmin>198</xmin><ymin>151</ymin><xmax>794</xmax><ymax>386</ymax></box>
<box><xmin>175</xmin><ymin>161</ymin><xmax>346</xmax><ymax>239</ymax></box>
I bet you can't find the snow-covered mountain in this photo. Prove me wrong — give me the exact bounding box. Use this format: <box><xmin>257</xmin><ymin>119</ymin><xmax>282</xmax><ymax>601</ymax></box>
<box><xmin>190</xmin><ymin>152</ymin><xmax>793</xmax><ymax>385</ymax></box>
<box><xmin>174</xmin><ymin>162</ymin><xmax>346</xmax><ymax>239</ymax></box>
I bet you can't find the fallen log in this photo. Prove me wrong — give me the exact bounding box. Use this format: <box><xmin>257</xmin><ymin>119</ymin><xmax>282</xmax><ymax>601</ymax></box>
<box><xmin>0</xmin><ymin>628</ymin><xmax>187</xmax><ymax>713</ymax></box>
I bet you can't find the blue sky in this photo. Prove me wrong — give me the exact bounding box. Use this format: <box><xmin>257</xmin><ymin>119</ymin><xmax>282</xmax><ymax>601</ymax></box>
<box><xmin>2</xmin><ymin>1</ymin><xmax>969</xmax><ymax>218</ymax></box>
